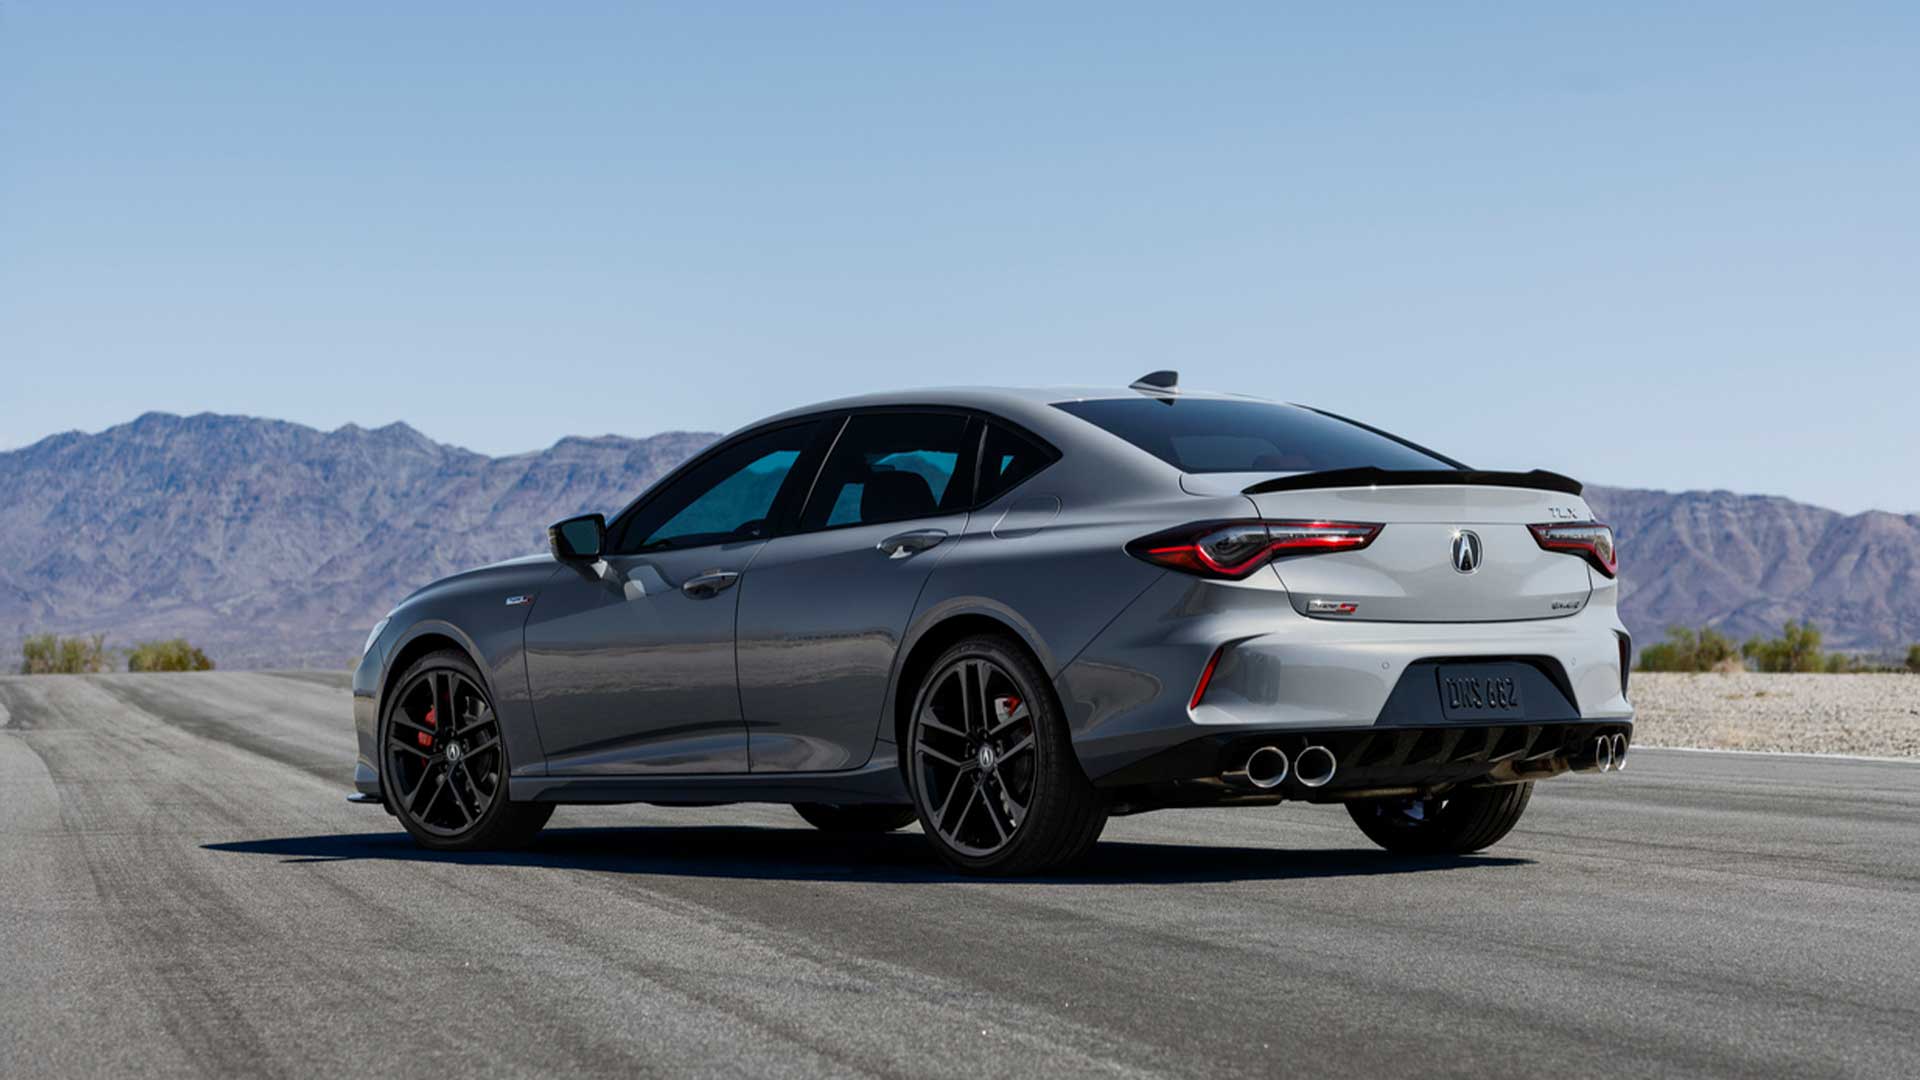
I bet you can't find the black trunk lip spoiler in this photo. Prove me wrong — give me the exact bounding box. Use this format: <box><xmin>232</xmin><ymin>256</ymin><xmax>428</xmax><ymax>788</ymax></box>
<box><xmin>1241</xmin><ymin>467</ymin><xmax>1584</xmax><ymax>497</ymax></box>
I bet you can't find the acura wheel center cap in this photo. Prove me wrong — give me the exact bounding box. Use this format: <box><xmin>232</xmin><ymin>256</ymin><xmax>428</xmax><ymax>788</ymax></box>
<box><xmin>977</xmin><ymin>745</ymin><xmax>996</xmax><ymax>771</ymax></box>
<box><xmin>446</xmin><ymin>741</ymin><xmax>464</xmax><ymax>763</ymax></box>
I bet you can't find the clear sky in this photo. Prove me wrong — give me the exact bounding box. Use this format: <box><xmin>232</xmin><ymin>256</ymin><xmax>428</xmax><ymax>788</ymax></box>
<box><xmin>3</xmin><ymin>3</ymin><xmax>1915</xmax><ymax>513</ymax></box>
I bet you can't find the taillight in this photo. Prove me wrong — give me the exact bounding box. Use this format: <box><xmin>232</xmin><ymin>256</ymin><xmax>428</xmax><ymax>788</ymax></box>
<box><xmin>1529</xmin><ymin>521</ymin><xmax>1617</xmax><ymax>577</ymax></box>
<box><xmin>1127</xmin><ymin>519</ymin><xmax>1382</xmax><ymax>580</ymax></box>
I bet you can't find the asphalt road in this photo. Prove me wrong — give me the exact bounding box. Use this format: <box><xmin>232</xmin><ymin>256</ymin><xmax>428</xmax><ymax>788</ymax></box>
<box><xmin>3</xmin><ymin>672</ymin><xmax>1917</xmax><ymax>1079</ymax></box>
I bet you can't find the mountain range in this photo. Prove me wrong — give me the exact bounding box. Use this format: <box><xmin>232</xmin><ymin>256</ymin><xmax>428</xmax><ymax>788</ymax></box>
<box><xmin>1</xmin><ymin>412</ymin><xmax>1914</xmax><ymax>668</ymax></box>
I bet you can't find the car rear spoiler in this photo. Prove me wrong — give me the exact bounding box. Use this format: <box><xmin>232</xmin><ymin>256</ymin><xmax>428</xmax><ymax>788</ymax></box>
<box><xmin>1241</xmin><ymin>467</ymin><xmax>1584</xmax><ymax>497</ymax></box>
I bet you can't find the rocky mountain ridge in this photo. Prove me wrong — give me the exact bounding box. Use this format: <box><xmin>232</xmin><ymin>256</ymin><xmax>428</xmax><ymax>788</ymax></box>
<box><xmin>1</xmin><ymin>413</ymin><xmax>1912</xmax><ymax>667</ymax></box>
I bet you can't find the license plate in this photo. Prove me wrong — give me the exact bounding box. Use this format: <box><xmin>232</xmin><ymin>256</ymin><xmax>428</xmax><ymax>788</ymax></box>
<box><xmin>1435</xmin><ymin>664</ymin><xmax>1526</xmax><ymax>721</ymax></box>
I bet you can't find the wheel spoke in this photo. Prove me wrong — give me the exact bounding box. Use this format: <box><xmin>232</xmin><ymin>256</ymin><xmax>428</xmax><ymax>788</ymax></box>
<box><xmin>414</xmin><ymin>769</ymin><xmax>446</xmax><ymax>819</ymax></box>
<box><xmin>449</xmin><ymin>765</ymin><xmax>477</xmax><ymax>824</ymax></box>
<box><xmin>958</xmin><ymin>662</ymin><xmax>981</xmax><ymax>735</ymax></box>
<box><xmin>933</xmin><ymin>771</ymin><xmax>973</xmax><ymax>833</ymax></box>
<box><xmin>980</xmin><ymin>788</ymin><xmax>1011</xmax><ymax>842</ymax></box>
<box><xmin>916</xmin><ymin>742</ymin><xmax>970</xmax><ymax>769</ymax></box>
<box><xmin>944</xmin><ymin>779</ymin><xmax>983</xmax><ymax>838</ymax></box>
<box><xmin>390</xmin><ymin>740</ymin><xmax>433</xmax><ymax>760</ymax></box>
<box><xmin>918</xmin><ymin>707</ymin><xmax>967</xmax><ymax>740</ymax></box>
<box><xmin>996</xmin><ymin>733</ymin><xmax>1034</xmax><ymax>764</ymax></box>
<box><xmin>433</xmin><ymin>673</ymin><xmax>454</xmax><ymax>735</ymax></box>
<box><xmin>465</xmin><ymin>735</ymin><xmax>500</xmax><ymax>758</ymax></box>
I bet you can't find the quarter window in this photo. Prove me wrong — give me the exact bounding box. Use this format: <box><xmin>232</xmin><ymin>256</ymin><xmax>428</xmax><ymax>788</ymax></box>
<box><xmin>976</xmin><ymin>423</ymin><xmax>1055</xmax><ymax>504</ymax></box>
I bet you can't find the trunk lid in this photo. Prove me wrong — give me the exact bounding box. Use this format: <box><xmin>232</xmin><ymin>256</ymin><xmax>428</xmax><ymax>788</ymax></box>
<box><xmin>1191</xmin><ymin>474</ymin><xmax>1597</xmax><ymax>622</ymax></box>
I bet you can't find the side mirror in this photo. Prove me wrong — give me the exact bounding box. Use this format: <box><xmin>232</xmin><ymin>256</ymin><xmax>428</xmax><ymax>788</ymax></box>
<box><xmin>548</xmin><ymin>513</ymin><xmax>606</xmax><ymax>561</ymax></box>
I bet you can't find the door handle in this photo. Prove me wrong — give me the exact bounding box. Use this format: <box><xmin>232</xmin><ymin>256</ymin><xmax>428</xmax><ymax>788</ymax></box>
<box><xmin>877</xmin><ymin>528</ymin><xmax>948</xmax><ymax>560</ymax></box>
<box><xmin>681</xmin><ymin>570</ymin><xmax>740</xmax><ymax>598</ymax></box>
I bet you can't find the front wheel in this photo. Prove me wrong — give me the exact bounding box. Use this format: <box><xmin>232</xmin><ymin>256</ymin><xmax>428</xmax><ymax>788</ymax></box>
<box><xmin>905</xmin><ymin>634</ymin><xmax>1107</xmax><ymax>875</ymax></box>
<box><xmin>381</xmin><ymin>650</ymin><xmax>553</xmax><ymax>851</ymax></box>
<box><xmin>1345</xmin><ymin>782</ymin><xmax>1533</xmax><ymax>855</ymax></box>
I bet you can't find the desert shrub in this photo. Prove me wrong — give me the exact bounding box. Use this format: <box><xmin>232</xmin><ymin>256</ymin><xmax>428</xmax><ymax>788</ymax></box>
<box><xmin>1742</xmin><ymin>620</ymin><xmax>1827</xmax><ymax>673</ymax></box>
<box><xmin>127</xmin><ymin>639</ymin><xmax>214</xmax><ymax>672</ymax></box>
<box><xmin>1637</xmin><ymin>625</ymin><xmax>1739</xmax><ymax>673</ymax></box>
<box><xmin>20</xmin><ymin>633</ymin><xmax>112</xmax><ymax>675</ymax></box>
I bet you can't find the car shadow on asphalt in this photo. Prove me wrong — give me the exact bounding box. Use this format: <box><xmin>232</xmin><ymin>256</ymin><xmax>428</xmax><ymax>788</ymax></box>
<box><xmin>205</xmin><ymin>825</ymin><xmax>1528</xmax><ymax>884</ymax></box>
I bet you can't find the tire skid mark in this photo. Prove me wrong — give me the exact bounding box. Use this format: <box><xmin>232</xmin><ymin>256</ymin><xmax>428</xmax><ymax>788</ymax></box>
<box><xmin>87</xmin><ymin>677</ymin><xmax>348</xmax><ymax>789</ymax></box>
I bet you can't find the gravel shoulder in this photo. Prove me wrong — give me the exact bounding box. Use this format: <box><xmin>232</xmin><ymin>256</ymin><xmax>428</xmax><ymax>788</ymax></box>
<box><xmin>1631</xmin><ymin>672</ymin><xmax>1920</xmax><ymax>757</ymax></box>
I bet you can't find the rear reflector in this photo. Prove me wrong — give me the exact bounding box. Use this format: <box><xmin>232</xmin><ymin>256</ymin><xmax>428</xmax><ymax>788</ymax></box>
<box><xmin>1129</xmin><ymin>520</ymin><xmax>1382</xmax><ymax>580</ymax></box>
<box><xmin>1529</xmin><ymin>521</ymin><xmax>1617</xmax><ymax>578</ymax></box>
<box><xmin>1190</xmin><ymin>646</ymin><xmax>1225</xmax><ymax>709</ymax></box>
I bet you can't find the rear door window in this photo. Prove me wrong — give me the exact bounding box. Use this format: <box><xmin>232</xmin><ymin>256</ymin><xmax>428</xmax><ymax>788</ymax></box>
<box><xmin>1053</xmin><ymin>398</ymin><xmax>1458</xmax><ymax>474</ymax></box>
<box><xmin>801</xmin><ymin>412</ymin><xmax>974</xmax><ymax>530</ymax></box>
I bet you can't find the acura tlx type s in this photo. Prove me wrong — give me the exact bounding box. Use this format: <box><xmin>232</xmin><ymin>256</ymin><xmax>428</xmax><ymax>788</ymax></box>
<box><xmin>351</xmin><ymin>372</ymin><xmax>1633</xmax><ymax>874</ymax></box>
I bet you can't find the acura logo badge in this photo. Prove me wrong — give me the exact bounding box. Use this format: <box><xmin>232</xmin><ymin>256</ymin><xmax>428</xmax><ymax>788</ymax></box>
<box><xmin>1451</xmin><ymin>531</ymin><xmax>1483</xmax><ymax>574</ymax></box>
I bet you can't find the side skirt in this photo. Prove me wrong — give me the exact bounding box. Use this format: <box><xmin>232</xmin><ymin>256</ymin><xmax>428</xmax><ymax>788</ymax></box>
<box><xmin>507</xmin><ymin>750</ymin><xmax>910</xmax><ymax>806</ymax></box>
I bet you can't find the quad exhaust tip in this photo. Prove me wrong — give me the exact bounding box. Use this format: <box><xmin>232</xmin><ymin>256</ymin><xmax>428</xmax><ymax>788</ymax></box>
<box><xmin>1595</xmin><ymin>736</ymin><xmax>1615</xmax><ymax>773</ymax></box>
<box><xmin>1244</xmin><ymin>746</ymin><xmax>1289</xmax><ymax>789</ymax></box>
<box><xmin>1295</xmin><ymin>745</ymin><xmax>1338</xmax><ymax>788</ymax></box>
<box><xmin>1611</xmin><ymin>732</ymin><xmax>1628</xmax><ymax>771</ymax></box>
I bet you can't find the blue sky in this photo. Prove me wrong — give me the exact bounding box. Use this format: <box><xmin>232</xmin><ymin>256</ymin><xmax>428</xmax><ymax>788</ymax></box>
<box><xmin>3</xmin><ymin>3</ymin><xmax>1915</xmax><ymax>512</ymax></box>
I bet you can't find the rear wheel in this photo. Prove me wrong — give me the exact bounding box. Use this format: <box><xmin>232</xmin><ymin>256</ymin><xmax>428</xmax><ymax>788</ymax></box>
<box><xmin>381</xmin><ymin>650</ymin><xmax>553</xmax><ymax>851</ymax></box>
<box><xmin>792</xmin><ymin>803</ymin><xmax>918</xmax><ymax>832</ymax></box>
<box><xmin>1345</xmin><ymin>782</ymin><xmax>1533</xmax><ymax>855</ymax></box>
<box><xmin>906</xmin><ymin>634</ymin><xmax>1107</xmax><ymax>875</ymax></box>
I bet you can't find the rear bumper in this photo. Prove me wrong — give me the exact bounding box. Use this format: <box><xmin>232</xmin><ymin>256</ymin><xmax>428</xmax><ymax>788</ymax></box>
<box><xmin>1094</xmin><ymin>719</ymin><xmax>1633</xmax><ymax>812</ymax></box>
<box><xmin>1055</xmin><ymin>571</ymin><xmax>1634</xmax><ymax>784</ymax></box>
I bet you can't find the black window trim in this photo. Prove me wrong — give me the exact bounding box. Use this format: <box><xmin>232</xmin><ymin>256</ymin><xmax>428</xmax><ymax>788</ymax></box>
<box><xmin>605</xmin><ymin>405</ymin><xmax>1064</xmax><ymax>554</ymax></box>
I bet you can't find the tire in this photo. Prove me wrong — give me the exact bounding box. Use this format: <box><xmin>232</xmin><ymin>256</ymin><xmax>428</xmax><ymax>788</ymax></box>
<box><xmin>792</xmin><ymin>803</ymin><xmax>918</xmax><ymax>832</ymax></box>
<box><xmin>904</xmin><ymin>634</ymin><xmax>1107</xmax><ymax>875</ymax></box>
<box><xmin>380</xmin><ymin>649</ymin><xmax>554</xmax><ymax>851</ymax></box>
<box><xmin>1345</xmin><ymin>782</ymin><xmax>1533</xmax><ymax>855</ymax></box>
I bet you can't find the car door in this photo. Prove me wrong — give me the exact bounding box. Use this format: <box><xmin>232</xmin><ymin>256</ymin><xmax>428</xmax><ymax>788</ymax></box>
<box><xmin>734</xmin><ymin>410</ymin><xmax>980</xmax><ymax>771</ymax></box>
<box><xmin>522</xmin><ymin>420</ymin><xmax>831</xmax><ymax>774</ymax></box>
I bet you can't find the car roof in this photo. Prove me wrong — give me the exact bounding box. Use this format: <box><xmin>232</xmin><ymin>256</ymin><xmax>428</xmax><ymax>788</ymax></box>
<box><xmin>750</xmin><ymin>383</ymin><xmax>1265</xmax><ymax>434</ymax></box>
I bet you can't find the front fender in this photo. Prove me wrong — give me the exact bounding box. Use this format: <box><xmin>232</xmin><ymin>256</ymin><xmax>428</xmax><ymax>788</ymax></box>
<box><xmin>354</xmin><ymin>563</ymin><xmax>560</xmax><ymax>794</ymax></box>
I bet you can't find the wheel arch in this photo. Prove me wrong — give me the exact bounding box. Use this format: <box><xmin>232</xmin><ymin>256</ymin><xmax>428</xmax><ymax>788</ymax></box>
<box><xmin>889</xmin><ymin>607</ymin><xmax>1054</xmax><ymax>754</ymax></box>
<box><xmin>378</xmin><ymin>622</ymin><xmax>491</xmax><ymax>733</ymax></box>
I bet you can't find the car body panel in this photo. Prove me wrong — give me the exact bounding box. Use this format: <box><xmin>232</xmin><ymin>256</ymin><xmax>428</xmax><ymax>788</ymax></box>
<box><xmin>521</xmin><ymin>543</ymin><xmax>764</xmax><ymax>774</ymax></box>
<box><xmin>736</xmin><ymin>510</ymin><xmax>970</xmax><ymax>771</ymax></box>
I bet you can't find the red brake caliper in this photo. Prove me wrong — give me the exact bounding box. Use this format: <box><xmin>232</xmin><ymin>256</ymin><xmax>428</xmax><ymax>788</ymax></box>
<box><xmin>418</xmin><ymin>706</ymin><xmax>436</xmax><ymax>749</ymax></box>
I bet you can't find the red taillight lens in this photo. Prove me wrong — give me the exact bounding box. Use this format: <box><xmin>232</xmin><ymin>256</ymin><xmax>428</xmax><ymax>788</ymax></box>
<box><xmin>1529</xmin><ymin>521</ymin><xmax>1617</xmax><ymax>577</ymax></box>
<box><xmin>1128</xmin><ymin>520</ymin><xmax>1382</xmax><ymax>580</ymax></box>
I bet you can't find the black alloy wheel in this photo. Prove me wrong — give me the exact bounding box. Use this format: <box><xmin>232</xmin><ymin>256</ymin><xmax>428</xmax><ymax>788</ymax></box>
<box><xmin>382</xmin><ymin>650</ymin><xmax>552</xmax><ymax>850</ymax></box>
<box><xmin>907</xmin><ymin>635</ymin><xmax>1106</xmax><ymax>874</ymax></box>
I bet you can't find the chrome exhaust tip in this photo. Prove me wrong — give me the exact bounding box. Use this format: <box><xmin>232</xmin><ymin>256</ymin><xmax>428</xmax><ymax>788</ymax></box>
<box><xmin>1295</xmin><ymin>745</ymin><xmax>1338</xmax><ymax>788</ymax></box>
<box><xmin>1595</xmin><ymin>736</ymin><xmax>1615</xmax><ymax>773</ymax></box>
<box><xmin>1244</xmin><ymin>746</ymin><xmax>1289</xmax><ymax>789</ymax></box>
<box><xmin>1611</xmin><ymin>733</ymin><xmax>1628</xmax><ymax>771</ymax></box>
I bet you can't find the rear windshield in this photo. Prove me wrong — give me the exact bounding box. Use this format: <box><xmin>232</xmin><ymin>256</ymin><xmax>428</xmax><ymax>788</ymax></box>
<box><xmin>1053</xmin><ymin>398</ymin><xmax>1459</xmax><ymax>474</ymax></box>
